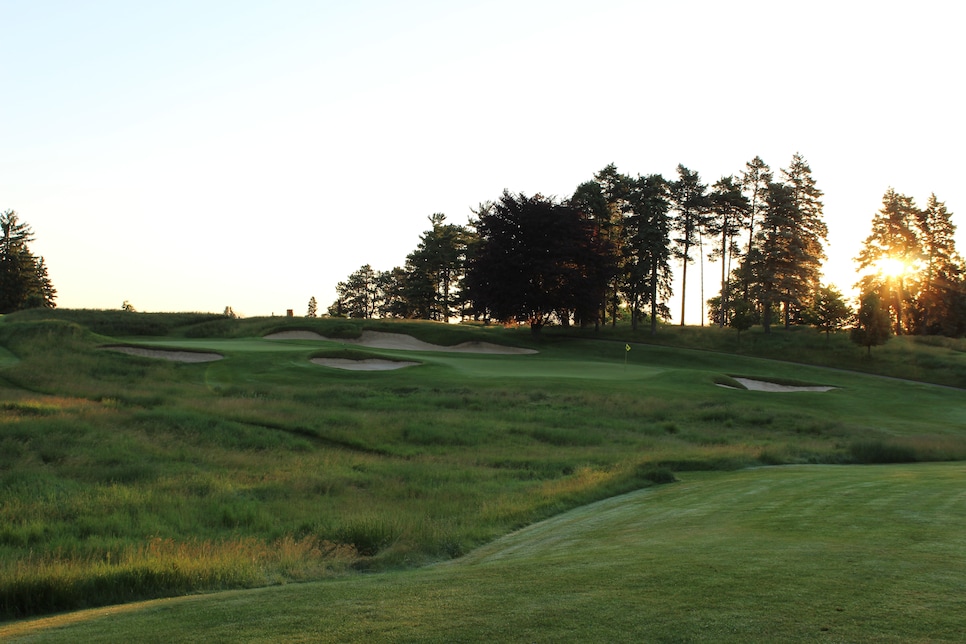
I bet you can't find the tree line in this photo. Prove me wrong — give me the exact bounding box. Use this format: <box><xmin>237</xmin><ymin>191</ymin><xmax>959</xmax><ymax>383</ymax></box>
<box><xmin>0</xmin><ymin>210</ymin><xmax>56</xmax><ymax>314</ymax></box>
<box><xmin>324</xmin><ymin>154</ymin><xmax>962</xmax><ymax>344</ymax></box>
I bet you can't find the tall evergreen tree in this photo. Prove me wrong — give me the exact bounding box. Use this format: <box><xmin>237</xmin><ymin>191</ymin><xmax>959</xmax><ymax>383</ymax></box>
<box><xmin>570</xmin><ymin>178</ymin><xmax>615</xmax><ymax>329</ymax></box>
<box><xmin>739</xmin><ymin>156</ymin><xmax>773</xmax><ymax>298</ymax></box>
<box><xmin>572</xmin><ymin>164</ymin><xmax>628</xmax><ymax>327</ymax></box>
<box><xmin>751</xmin><ymin>181</ymin><xmax>798</xmax><ymax>333</ymax></box>
<box><xmin>779</xmin><ymin>153</ymin><xmax>828</xmax><ymax>325</ymax></box>
<box><xmin>403</xmin><ymin>214</ymin><xmax>469</xmax><ymax>321</ymax></box>
<box><xmin>669</xmin><ymin>165</ymin><xmax>710</xmax><ymax>325</ymax></box>
<box><xmin>334</xmin><ymin>264</ymin><xmax>382</xmax><ymax>319</ymax></box>
<box><xmin>855</xmin><ymin>188</ymin><xmax>920</xmax><ymax>335</ymax></box>
<box><xmin>376</xmin><ymin>266</ymin><xmax>413</xmax><ymax>318</ymax></box>
<box><xmin>623</xmin><ymin>173</ymin><xmax>673</xmax><ymax>334</ymax></box>
<box><xmin>0</xmin><ymin>210</ymin><xmax>56</xmax><ymax>313</ymax></box>
<box><xmin>912</xmin><ymin>194</ymin><xmax>964</xmax><ymax>335</ymax></box>
<box><xmin>707</xmin><ymin>176</ymin><xmax>749</xmax><ymax>326</ymax></box>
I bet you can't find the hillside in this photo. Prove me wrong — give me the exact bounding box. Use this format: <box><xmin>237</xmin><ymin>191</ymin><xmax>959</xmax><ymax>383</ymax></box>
<box><xmin>1</xmin><ymin>310</ymin><xmax>964</xmax><ymax>638</ymax></box>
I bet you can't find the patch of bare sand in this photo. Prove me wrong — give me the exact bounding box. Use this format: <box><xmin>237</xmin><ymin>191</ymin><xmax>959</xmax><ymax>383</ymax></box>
<box><xmin>266</xmin><ymin>330</ymin><xmax>537</xmax><ymax>355</ymax></box>
<box><xmin>310</xmin><ymin>358</ymin><xmax>419</xmax><ymax>371</ymax></box>
<box><xmin>719</xmin><ymin>377</ymin><xmax>837</xmax><ymax>393</ymax></box>
<box><xmin>102</xmin><ymin>346</ymin><xmax>223</xmax><ymax>363</ymax></box>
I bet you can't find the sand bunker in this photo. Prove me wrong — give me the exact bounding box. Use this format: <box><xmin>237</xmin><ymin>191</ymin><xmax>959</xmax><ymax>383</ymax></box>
<box><xmin>103</xmin><ymin>346</ymin><xmax>224</xmax><ymax>363</ymax></box>
<box><xmin>266</xmin><ymin>330</ymin><xmax>537</xmax><ymax>355</ymax></box>
<box><xmin>720</xmin><ymin>377</ymin><xmax>837</xmax><ymax>393</ymax></box>
<box><xmin>311</xmin><ymin>358</ymin><xmax>420</xmax><ymax>371</ymax></box>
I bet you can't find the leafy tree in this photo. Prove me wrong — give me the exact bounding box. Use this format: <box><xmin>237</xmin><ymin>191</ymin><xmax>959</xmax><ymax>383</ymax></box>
<box><xmin>306</xmin><ymin>296</ymin><xmax>318</xmax><ymax>318</ymax></box>
<box><xmin>804</xmin><ymin>284</ymin><xmax>853</xmax><ymax>344</ymax></box>
<box><xmin>669</xmin><ymin>165</ymin><xmax>710</xmax><ymax>325</ymax></box>
<box><xmin>729</xmin><ymin>298</ymin><xmax>755</xmax><ymax>347</ymax></box>
<box><xmin>0</xmin><ymin>210</ymin><xmax>56</xmax><ymax>313</ymax></box>
<box><xmin>464</xmin><ymin>191</ymin><xmax>609</xmax><ymax>334</ymax></box>
<box><xmin>122</xmin><ymin>300</ymin><xmax>136</xmax><ymax>312</ymax></box>
<box><xmin>851</xmin><ymin>290</ymin><xmax>892</xmax><ymax>356</ymax></box>
<box><xmin>855</xmin><ymin>188</ymin><xmax>920</xmax><ymax>335</ymax></box>
<box><xmin>707</xmin><ymin>176</ymin><xmax>749</xmax><ymax>326</ymax></box>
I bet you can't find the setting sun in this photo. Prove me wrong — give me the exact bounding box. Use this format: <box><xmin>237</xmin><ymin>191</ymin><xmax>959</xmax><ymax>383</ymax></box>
<box><xmin>875</xmin><ymin>256</ymin><xmax>911</xmax><ymax>278</ymax></box>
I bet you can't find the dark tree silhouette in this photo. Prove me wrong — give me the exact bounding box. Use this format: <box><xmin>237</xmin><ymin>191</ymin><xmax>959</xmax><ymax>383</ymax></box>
<box><xmin>464</xmin><ymin>191</ymin><xmax>611</xmax><ymax>334</ymax></box>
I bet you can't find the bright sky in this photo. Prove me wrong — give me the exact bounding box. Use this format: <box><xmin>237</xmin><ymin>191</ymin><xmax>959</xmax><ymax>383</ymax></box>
<box><xmin>2</xmin><ymin>0</ymin><xmax>963</xmax><ymax>323</ymax></box>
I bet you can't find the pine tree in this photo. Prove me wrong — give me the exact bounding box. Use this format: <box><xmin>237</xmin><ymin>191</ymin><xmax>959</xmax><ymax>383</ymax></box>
<box><xmin>335</xmin><ymin>265</ymin><xmax>382</xmax><ymax>319</ymax></box>
<box><xmin>0</xmin><ymin>210</ymin><xmax>56</xmax><ymax>313</ymax></box>
<box><xmin>572</xmin><ymin>165</ymin><xmax>628</xmax><ymax>327</ymax></box>
<box><xmin>623</xmin><ymin>173</ymin><xmax>672</xmax><ymax>334</ymax></box>
<box><xmin>752</xmin><ymin>182</ymin><xmax>798</xmax><ymax>333</ymax></box>
<box><xmin>707</xmin><ymin>176</ymin><xmax>749</xmax><ymax>326</ymax></box>
<box><xmin>912</xmin><ymin>194</ymin><xmax>963</xmax><ymax>334</ymax></box>
<box><xmin>403</xmin><ymin>214</ymin><xmax>470</xmax><ymax>321</ymax></box>
<box><xmin>32</xmin><ymin>257</ymin><xmax>57</xmax><ymax>309</ymax></box>
<box><xmin>778</xmin><ymin>153</ymin><xmax>828</xmax><ymax>327</ymax></box>
<box><xmin>855</xmin><ymin>188</ymin><xmax>920</xmax><ymax>335</ymax></box>
<box><xmin>739</xmin><ymin>157</ymin><xmax>773</xmax><ymax>299</ymax></box>
<box><xmin>306</xmin><ymin>296</ymin><xmax>318</xmax><ymax>317</ymax></box>
<box><xmin>670</xmin><ymin>165</ymin><xmax>710</xmax><ymax>325</ymax></box>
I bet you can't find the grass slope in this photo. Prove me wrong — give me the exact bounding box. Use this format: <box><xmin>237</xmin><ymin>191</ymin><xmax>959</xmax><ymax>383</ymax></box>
<box><xmin>1</xmin><ymin>310</ymin><xmax>965</xmax><ymax>638</ymax></box>
<box><xmin>4</xmin><ymin>464</ymin><xmax>965</xmax><ymax>642</ymax></box>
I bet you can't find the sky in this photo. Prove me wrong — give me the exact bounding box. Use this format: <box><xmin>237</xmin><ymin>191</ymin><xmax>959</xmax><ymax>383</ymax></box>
<box><xmin>2</xmin><ymin>0</ymin><xmax>963</xmax><ymax>323</ymax></box>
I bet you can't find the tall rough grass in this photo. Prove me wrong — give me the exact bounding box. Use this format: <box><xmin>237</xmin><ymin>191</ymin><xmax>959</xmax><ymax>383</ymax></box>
<box><xmin>0</xmin><ymin>536</ymin><xmax>356</xmax><ymax>620</ymax></box>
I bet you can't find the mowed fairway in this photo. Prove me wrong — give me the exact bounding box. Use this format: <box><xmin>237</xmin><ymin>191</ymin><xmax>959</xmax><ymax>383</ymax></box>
<box><xmin>2</xmin><ymin>313</ymin><xmax>966</xmax><ymax>641</ymax></box>
<box><xmin>4</xmin><ymin>464</ymin><xmax>965</xmax><ymax>643</ymax></box>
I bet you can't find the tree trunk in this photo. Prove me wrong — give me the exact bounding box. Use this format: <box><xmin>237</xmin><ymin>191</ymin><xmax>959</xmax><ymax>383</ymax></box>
<box><xmin>650</xmin><ymin>262</ymin><xmax>659</xmax><ymax>336</ymax></box>
<box><xmin>699</xmin><ymin>229</ymin><xmax>705</xmax><ymax>327</ymax></box>
<box><xmin>679</xmin><ymin>243</ymin><xmax>689</xmax><ymax>326</ymax></box>
<box><xmin>720</xmin><ymin>225</ymin><xmax>728</xmax><ymax>327</ymax></box>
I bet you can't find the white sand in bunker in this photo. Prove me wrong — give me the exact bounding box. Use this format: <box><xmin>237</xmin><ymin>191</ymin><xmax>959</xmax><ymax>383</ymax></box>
<box><xmin>310</xmin><ymin>358</ymin><xmax>420</xmax><ymax>371</ymax></box>
<box><xmin>720</xmin><ymin>378</ymin><xmax>837</xmax><ymax>393</ymax></box>
<box><xmin>102</xmin><ymin>346</ymin><xmax>224</xmax><ymax>363</ymax></box>
<box><xmin>266</xmin><ymin>330</ymin><xmax>538</xmax><ymax>354</ymax></box>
